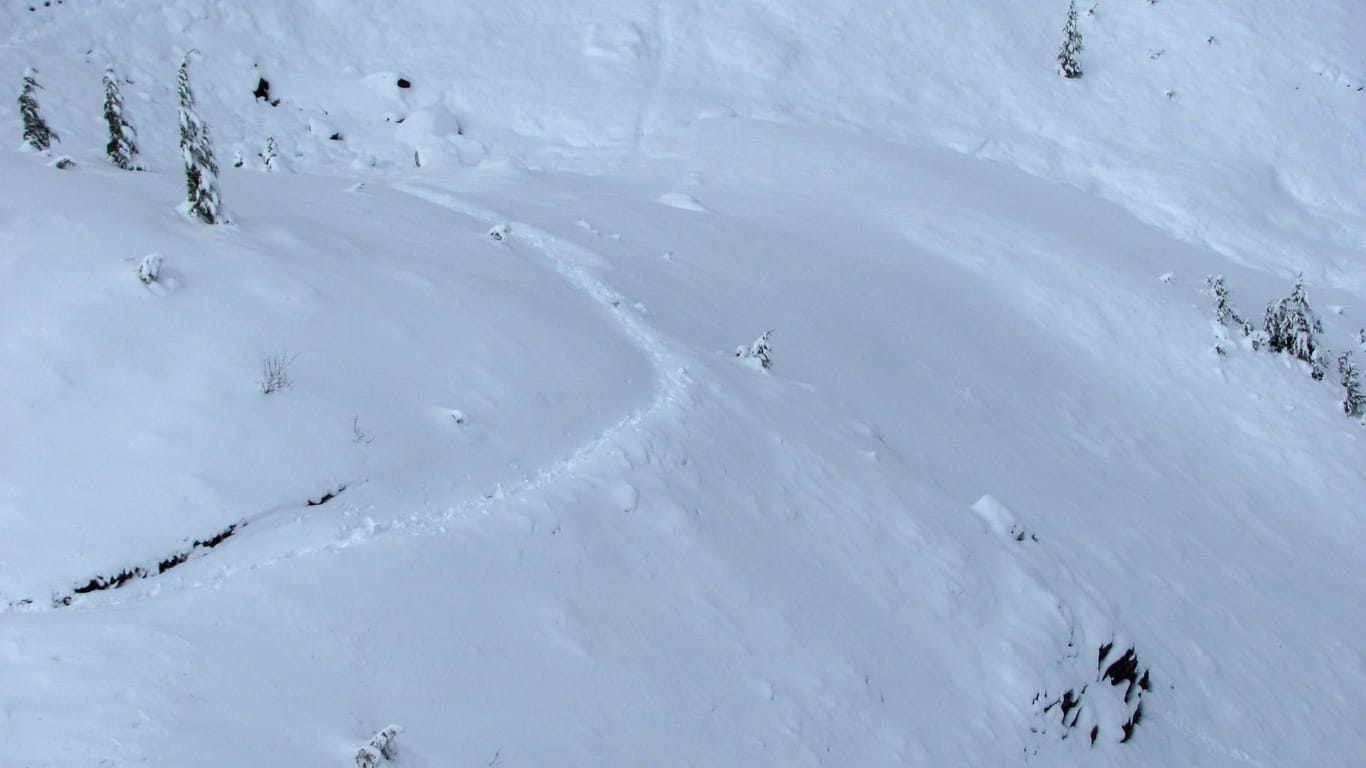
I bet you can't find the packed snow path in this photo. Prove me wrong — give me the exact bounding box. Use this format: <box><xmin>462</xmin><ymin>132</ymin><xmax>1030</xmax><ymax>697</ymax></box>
<box><xmin>393</xmin><ymin>182</ymin><xmax>696</xmax><ymax>524</ymax></box>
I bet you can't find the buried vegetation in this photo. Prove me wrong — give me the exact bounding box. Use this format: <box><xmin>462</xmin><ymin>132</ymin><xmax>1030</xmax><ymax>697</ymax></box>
<box><xmin>56</xmin><ymin>520</ymin><xmax>244</xmax><ymax>605</ymax></box>
<box><xmin>8</xmin><ymin>485</ymin><xmax>351</xmax><ymax>610</ymax></box>
<box><xmin>1033</xmin><ymin>642</ymin><xmax>1151</xmax><ymax>748</ymax></box>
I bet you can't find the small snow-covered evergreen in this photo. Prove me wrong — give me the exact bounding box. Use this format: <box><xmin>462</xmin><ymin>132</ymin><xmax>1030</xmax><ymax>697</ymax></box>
<box><xmin>736</xmin><ymin>330</ymin><xmax>775</xmax><ymax>370</ymax></box>
<box><xmin>1057</xmin><ymin>1</ymin><xmax>1084</xmax><ymax>79</ymax></box>
<box><xmin>355</xmin><ymin>724</ymin><xmax>401</xmax><ymax>767</ymax></box>
<box><xmin>1263</xmin><ymin>275</ymin><xmax>1325</xmax><ymax>379</ymax></box>
<box><xmin>259</xmin><ymin>136</ymin><xmax>279</xmax><ymax>171</ymax></box>
<box><xmin>18</xmin><ymin>67</ymin><xmax>58</xmax><ymax>151</ymax></box>
<box><xmin>177</xmin><ymin>52</ymin><xmax>225</xmax><ymax>224</ymax></box>
<box><xmin>137</xmin><ymin>253</ymin><xmax>162</xmax><ymax>285</ymax></box>
<box><xmin>102</xmin><ymin>65</ymin><xmax>140</xmax><ymax>170</ymax></box>
<box><xmin>1207</xmin><ymin>275</ymin><xmax>1251</xmax><ymax>335</ymax></box>
<box><xmin>1340</xmin><ymin>352</ymin><xmax>1365</xmax><ymax>419</ymax></box>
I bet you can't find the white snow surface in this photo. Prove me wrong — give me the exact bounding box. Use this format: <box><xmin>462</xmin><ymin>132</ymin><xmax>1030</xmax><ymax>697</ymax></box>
<box><xmin>2</xmin><ymin>2</ymin><xmax>1364</xmax><ymax>767</ymax></box>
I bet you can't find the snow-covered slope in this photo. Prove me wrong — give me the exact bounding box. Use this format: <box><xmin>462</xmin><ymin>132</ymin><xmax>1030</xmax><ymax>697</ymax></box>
<box><xmin>2</xmin><ymin>2</ymin><xmax>1363</xmax><ymax>767</ymax></box>
<box><xmin>5</xmin><ymin>0</ymin><xmax>1363</xmax><ymax>283</ymax></box>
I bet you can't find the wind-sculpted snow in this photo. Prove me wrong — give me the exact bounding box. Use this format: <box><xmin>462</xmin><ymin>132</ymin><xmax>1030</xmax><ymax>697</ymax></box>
<box><xmin>3</xmin><ymin>0</ymin><xmax>1362</xmax><ymax>286</ymax></box>
<box><xmin>3</xmin><ymin>1</ymin><xmax>1365</xmax><ymax>766</ymax></box>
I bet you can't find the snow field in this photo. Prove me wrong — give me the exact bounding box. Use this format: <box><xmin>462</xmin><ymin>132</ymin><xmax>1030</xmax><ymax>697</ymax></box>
<box><xmin>3</xmin><ymin>1</ymin><xmax>1363</xmax><ymax>284</ymax></box>
<box><xmin>1</xmin><ymin>0</ymin><xmax>1364</xmax><ymax>766</ymax></box>
<box><xmin>0</xmin><ymin>154</ymin><xmax>653</xmax><ymax>603</ymax></box>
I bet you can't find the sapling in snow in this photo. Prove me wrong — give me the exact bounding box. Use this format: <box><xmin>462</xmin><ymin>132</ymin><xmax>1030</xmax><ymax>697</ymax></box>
<box><xmin>355</xmin><ymin>747</ymin><xmax>382</xmax><ymax>768</ymax></box>
<box><xmin>18</xmin><ymin>67</ymin><xmax>58</xmax><ymax>151</ymax></box>
<box><xmin>1207</xmin><ymin>275</ymin><xmax>1252</xmax><ymax>336</ymax></box>
<box><xmin>1057</xmin><ymin>1</ymin><xmax>1084</xmax><ymax>79</ymax></box>
<box><xmin>137</xmin><ymin>253</ymin><xmax>162</xmax><ymax>285</ymax></box>
<box><xmin>736</xmin><ymin>330</ymin><xmax>775</xmax><ymax>370</ymax></box>
<box><xmin>1263</xmin><ymin>275</ymin><xmax>1325</xmax><ymax>379</ymax></box>
<box><xmin>259</xmin><ymin>353</ymin><xmax>297</xmax><ymax>394</ymax></box>
<box><xmin>258</xmin><ymin>136</ymin><xmax>278</xmax><ymax>171</ymax></box>
<box><xmin>355</xmin><ymin>724</ymin><xmax>401</xmax><ymax>767</ymax></box>
<box><xmin>1340</xmin><ymin>352</ymin><xmax>1365</xmax><ymax>419</ymax></box>
<box><xmin>178</xmin><ymin>52</ymin><xmax>225</xmax><ymax>224</ymax></box>
<box><xmin>103</xmin><ymin>64</ymin><xmax>141</xmax><ymax>170</ymax></box>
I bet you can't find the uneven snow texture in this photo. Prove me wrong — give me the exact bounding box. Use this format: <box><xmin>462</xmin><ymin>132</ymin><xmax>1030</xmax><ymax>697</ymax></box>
<box><xmin>1</xmin><ymin>2</ymin><xmax>1364</xmax><ymax>767</ymax></box>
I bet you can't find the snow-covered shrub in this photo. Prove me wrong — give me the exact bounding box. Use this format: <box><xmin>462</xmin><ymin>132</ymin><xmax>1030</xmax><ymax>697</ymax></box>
<box><xmin>355</xmin><ymin>724</ymin><xmax>401</xmax><ymax>767</ymax></box>
<box><xmin>137</xmin><ymin>253</ymin><xmax>162</xmax><ymax>284</ymax></box>
<box><xmin>736</xmin><ymin>330</ymin><xmax>774</xmax><ymax>370</ymax></box>
<box><xmin>351</xmin><ymin>415</ymin><xmax>374</xmax><ymax>444</ymax></box>
<box><xmin>259</xmin><ymin>353</ymin><xmax>297</xmax><ymax>394</ymax></box>
<box><xmin>1034</xmin><ymin>642</ymin><xmax>1149</xmax><ymax>747</ymax></box>
<box><xmin>1340</xmin><ymin>352</ymin><xmax>1365</xmax><ymax>419</ymax></box>
<box><xmin>178</xmin><ymin>52</ymin><xmax>225</xmax><ymax>224</ymax></box>
<box><xmin>1057</xmin><ymin>1</ymin><xmax>1084</xmax><ymax>79</ymax></box>
<box><xmin>49</xmin><ymin>155</ymin><xmax>75</xmax><ymax>170</ymax></box>
<box><xmin>369</xmin><ymin>725</ymin><xmax>400</xmax><ymax>758</ymax></box>
<box><xmin>259</xmin><ymin>136</ymin><xmax>279</xmax><ymax>171</ymax></box>
<box><xmin>18</xmin><ymin>67</ymin><xmax>58</xmax><ymax>151</ymax></box>
<box><xmin>355</xmin><ymin>746</ymin><xmax>382</xmax><ymax>768</ymax></box>
<box><xmin>103</xmin><ymin>64</ymin><xmax>140</xmax><ymax>170</ymax></box>
<box><xmin>1263</xmin><ymin>275</ymin><xmax>1325</xmax><ymax>379</ymax></box>
<box><xmin>1207</xmin><ymin>275</ymin><xmax>1251</xmax><ymax>336</ymax></box>
<box><xmin>1208</xmin><ymin>274</ymin><xmax>1253</xmax><ymax>356</ymax></box>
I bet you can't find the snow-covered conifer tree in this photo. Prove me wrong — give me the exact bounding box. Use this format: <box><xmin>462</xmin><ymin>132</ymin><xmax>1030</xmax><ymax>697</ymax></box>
<box><xmin>18</xmin><ymin>67</ymin><xmax>58</xmax><ymax>151</ymax></box>
<box><xmin>1207</xmin><ymin>275</ymin><xmax>1251</xmax><ymax>335</ymax></box>
<box><xmin>259</xmin><ymin>136</ymin><xmax>278</xmax><ymax>171</ymax></box>
<box><xmin>736</xmin><ymin>330</ymin><xmax>775</xmax><ymax>370</ymax></box>
<box><xmin>177</xmin><ymin>52</ymin><xmax>225</xmax><ymax>224</ymax></box>
<box><xmin>103</xmin><ymin>65</ymin><xmax>140</xmax><ymax>170</ymax></box>
<box><xmin>137</xmin><ymin>252</ymin><xmax>163</xmax><ymax>285</ymax></box>
<box><xmin>1263</xmin><ymin>275</ymin><xmax>1325</xmax><ymax>379</ymax></box>
<box><xmin>1339</xmin><ymin>352</ymin><xmax>1365</xmax><ymax>418</ymax></box>
<box><xmin>1057</xmin><ymin>1</ymin><xmax>1084</xmax><ymax>79</ymax></box>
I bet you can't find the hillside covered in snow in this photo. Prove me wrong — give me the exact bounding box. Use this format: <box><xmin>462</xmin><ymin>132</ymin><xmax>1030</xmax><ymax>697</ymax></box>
<box><xmin>2</xmin><ymin>2</ymin><xmax>1364</xmax><ymax>766</ymax></box>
